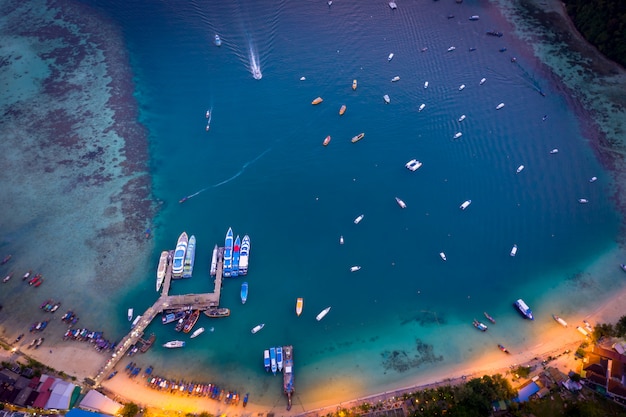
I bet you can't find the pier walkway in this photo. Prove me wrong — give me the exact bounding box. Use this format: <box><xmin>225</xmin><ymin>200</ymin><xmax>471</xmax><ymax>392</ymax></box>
<box><xmin>93</xmin><ymin>252</ymin><xmax>224</xmax><ymax>386</ymax></box>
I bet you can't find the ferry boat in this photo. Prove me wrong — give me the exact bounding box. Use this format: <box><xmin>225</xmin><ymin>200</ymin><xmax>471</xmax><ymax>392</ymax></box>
<box><xmin>232</xmin><ymin>235</ymin><xmax>241</xmax><ymax>277</ymax></box>
<box><xmin>514</xmin><ymin>299</ymin><xmax>534</xmax><ymax>320</ymax></box>
<box><xmin>350</xmin><ymin>266</ymin><xmax>361</xmax><ymax>272</ymax></box>
<box><xmin>323</xmin><ymin>135</ymin><xmax>331</xmax><ymax>146</ymax></box>
<box><xmin>406</xmin><ymin>159</ymin><xmax>422</xmax><ymax>171</ymax></box>
<box><xmin>351</xmin><ymin>132</ymin><xmax>365</xmax><ymax>143</ymax></box>
<box><xmin>460</xmin><ymin>200</ymin><xmax>472</xmax><ymax>210</ymax></box>
<box><xmin>276</xmin><ymin>346</ymin><xmax>284</xmax><ymax>371</ymax></box>
<box><xmin>496</xmin><ymin>103</ymin><xmax>505</xmax><ymax>110</ymax></box>
<box><xmin>241</xmin><ymin>282</ymin><xmax>249</xmax><ymax>304</ymax></box>
<box><xmin>352</xmin><ymin>79</ymin><xmax>357</xmax><ymax>90</ymax></box>
<box><xmin>223</xmin><ymin>227</ymin><xmax>234</xmax><ymax>277</ymax></box>
<box><xmin>251</xmin><ymin>323</ymin><xmax>265</xmax><ymax>334</ymax></box>
<box><xmin>316</xmin><ymin>306</ymin><xmax>331</xmax><ymax>321</ymax></box>
<box><xmin>354</xmin><ymin>214</ymin><xmax>364</xmax><ymax>224</ymax></box>
<box><xmin>204</xmin><ymin>308</ymin><xmax>230</xmax><ymax>318</ymax></box>
<box><xmin>296</xmin><ymin>298</ymin><xmax>303</xmax><ymax>316</ymax></box>
<box><xmin>395</xmin><ymin>197</ymin><xmax>406</xmax><ymax>208</ymax></box>
<box><xmin>270</xmin><ymin>347</ymin><xmax>277</xmax><ymax>374</ymax></box>
<box><xmin>264</xmin><ymin>349</ymin><xmax>271</xmax><ymax>371</ymax></box>
<box><xmin>182</xmin><ymin>235</ymin><xmax>196</xmax><ymax>278</ymax></box>
<box><xmin>182</xmin><ymin>310</ymin><xmax>200</xmax><ymax>333</ymax></box>
<box><xmin>553</xmin><ymin>314</ymin><xmax>568</xmax><ymax>327</ymax></box>
<box><xmin>439</xmin><ymin>252</ymin><xmax>447</xmax><ymax>261</ymax></box>
<box><xmin>210</xmin><ymin>244</ymin><xmax>218</xmax><ymax>276</ymax></box>
<box><xmin>484</xmin><ymin>312</ymin><xmax>496</xmax><ymax>324</ymax></box>
<box><xmin>312</xmin><ymin>97</ymin><xmax>323</xmax><ymax>105</ymax></box>
<box><xmin>172</xmin><ymin>232</ymin><xmax>188</xmax><ymax>278</ymax></box>
<box><xmin>418</xmin><ymin>104</ymin><xmax>425</xmax><ymax>112</ymax></box>
<box><xmin>339</xmin><ymin>105</ymin><xmax>346</xmax><ymax>115</ymax></box>
<box><xmin>516</xmin><ymin>165</ymin><xmax>525</xmax><ymax>173</ymax></box>
<box><xmin>128</xmin><ymin>308</ymin><xmax>133</xmax><ymax>321</ymax></box>
<box><xmin>239</xmin><ymin>235</ymin><xmax>250</xmax><ymax>275</ymax></box>
<box><xmin>510</xmin><ymin>244</ymin><xmax>518</xmax><ymax>257</ymax></box>
<box><xmin>163</xmin><ymin>340</ymin><xmax>185</xmax><ymax>348</ymax></box>
<box><xmin>214</xmin><ymin>34</ymin><xmax>222</xmax><ymax>46</ymax></box>
<box><xmin>383</xmin><ymin>94</ymin><xmax>390</xmax><ymax>104</ymax></box>
<box><xmin>156</xmin><ymin>250</ymin><xmax>169</xmax><ymax>291</ymax></box>
<box><xmin>473</xmin><ymin>319</ymin><xmax>488</xmax><ymax>331</ymax></box>
<box><xmin>190</xmin><ymin>327</ymin><xmax>205</xmax><ymax>339</ymax></box>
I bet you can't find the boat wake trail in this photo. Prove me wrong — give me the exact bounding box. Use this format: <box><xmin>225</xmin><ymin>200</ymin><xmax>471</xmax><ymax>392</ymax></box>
<box><xmin>179</xmin><ymin>148</ymin><xmax>271</xmax><ymax>203</ymax></box>
<box><xmin>249</xmin><ymin>42</ymin><xmax>262</xmax><ymax>80</ymax></box>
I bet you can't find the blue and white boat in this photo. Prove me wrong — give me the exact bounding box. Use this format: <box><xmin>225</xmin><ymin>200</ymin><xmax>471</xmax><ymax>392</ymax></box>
<box><xmin>263</xmin><ymin>349</ymin><xmax>271</xmax><ymax>372</ymax></box>
<box><xmin>171</xmin><ymin>232</ymin><xmax>188</xmax><ymax>278</ymax></box>
<box><xmin>239</xmin><ymin>235</ymin><xmax>250</xmax><ymax>275</ymax></box>
<box><xmin>514</xmin><ymin>299</ymin><xmax>534</xmax><ymax>320</ymax></box>
<box><xmin>210</xmin><ymin>244</ymin><xmax>218</xmax><ymax>276</ymax></box>
<box><xmin>223</xmin><ymin>227</ymin><xmax>234</xmax><ymax>277</ymax></box>
<box><xmin>276</xmin><ymin>346</ymin><xmax>284</xmax><ymax>372</ymax></box>
<box><xmin>241</xmin><ymin>282</ymin><xmax>249</xmax><ymax>304</ymax></box>
<box><xmin>214</xmin><ymin>34</ymin><xmax>222</xmax><ymax>46</ymax></box>
<box><xmin>269</xmin><ymin>347</ymin><xmax>277</xmax><ymax>375</ymax></box>
<box><xmin>232</xmin><ymin>235</ymin><xmax>241</xmax><ymax>277</ymax></box>
<box><xmin>182</xmin><ymin>235</ymin><xmax>196</xmax><ymax>278</ymax></box>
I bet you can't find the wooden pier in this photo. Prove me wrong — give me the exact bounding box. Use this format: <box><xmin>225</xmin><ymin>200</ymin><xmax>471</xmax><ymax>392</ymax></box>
<box><xmin>92</xmin><ymin>253</ymin><xmax>225</xmax><ymax>386</ymax></box>
<box><xmin>283</xmin><ymin>345</ymin><xmax>294</xmax><ymax>410</ymax></box>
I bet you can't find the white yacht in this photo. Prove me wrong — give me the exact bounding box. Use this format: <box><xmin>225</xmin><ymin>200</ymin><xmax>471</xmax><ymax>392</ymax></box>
<box><xmin>496</xmin><ymin>103</ymin><xmax>505</xmax><ymax>110</ymax></box>
<box><xmin>350</xmin><ymin>266</ymin><xmax>361</xmax><ymax>272</ymax></box>
<box><xmin>418</xmin><ymin>104</ymin><xmax>426</xmax><ymax>112</ymax></box>
<box><xmin>453</xmin><ymin>132</ymin><xmax>463</xmax><ymax>139</ymax></box>
<box><xmin>354</xmin><ymin>214</ymin><xmax>365</xmax><ymax>224</ymax></box>
<box><xmin>480</xmin><ymin>78</ymin><xmax>486</xmax><ymax>85</ymax></box>
<box><xmin>424</xmin><ymin>81</ymin><xmax>429</xmax><ymax>88</ymax></box>
<box><xmin>447</xmin><ymin>46</ymin><xmax>456</xmax><ymax>52</ymax></box>
<box><xmin>578</xmin><ymin>198</ymin><xmax>589</xmax><ymax>204</ymax></box>
<box><xmin>458</xmin><ymin>115</ymin><xmax>466</xmax><ymax>122</ymax></box>
<box><xmin>316</xmin><ymin>307</ymin><xmax>331</xmax><ymax>321</ymax></box>
<box><xmin>251</xmin><ymin>323</ymin><xmax>265</xmax><ymax>334</ymax></box>
<box><xmin>388</xmin><ymin>53</ymin><xmax>394</xmax><ymax>61</ymax></box>
<box><xmin>383</xmin><ymin>94</ymin><xmax>390</xmax><ymax>104</ymax></box>
<box><xmin>459</xmin><ymin>84</ymin><xmax>465</xmax><ymax>91</ymax></box>
<box><xmin>460</xmin><ymin>200</ymin><xmax>472</xmax><ymax>210</ymax></box>
<box><xmin>163</xmin><ymin>340</ymin><xmax>185</xmax><ymax>348</ymax></box>
<box><xmin>190</xmin><ymin>327</ymin><xmax>205</xmax><ymax>339</ymax></box>
<box><xmin>510</xmin><ymin>244</ymin><xmax>518</xmax><ymax>257</ymax></box>
<box><xmin>405</xmin><ymin>159</ymin><xmax>422</xmax><ymax>171</ymax></box>
<box><xmin>395</xmin><ymin>197</ymin><xmax>406</xmax><ymax>208</ymax></box>
<box><xmin>516</xmin><ymin>165</ymin><xmax>525</xmax><ymax>173</ymax></box>
<box><xmin>391</xmin><ymin>76</ymin><xmax>400</xmax><ymax>82</ymax></box>
<box><xmin>439</xmin><ymin>252</ymin><xmax>447</xmax><ymax>261</ymax></box>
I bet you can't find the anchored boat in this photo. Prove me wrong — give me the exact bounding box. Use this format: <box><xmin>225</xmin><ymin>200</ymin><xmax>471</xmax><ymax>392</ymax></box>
<box><xmin>296</xmin><ymin>298</ymin><xmax>303</xmax><ymax>316</ymax></box>
<box><xmin>316</xmin><ymin>307</ymin><xmax>331</xmax><ymax>321</ymax></box>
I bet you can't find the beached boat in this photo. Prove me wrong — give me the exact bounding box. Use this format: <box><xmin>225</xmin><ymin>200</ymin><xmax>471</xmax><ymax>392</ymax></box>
<box><xmin>182</xmin><ymin>310</ymin><xmax>200</xmax><ymax>333</ymax></box>
<box><xmin>276</xmin><ymin>346</ymin><xmax>284</xmax><ymax>371</ymax></box>
<box><xmin>576</xmin><ymin>326</ymin><xmax>589</xmax><ymax>337</ymax></box>
<box><xmin>316</xmin><ymin>306</ymin><xmax>331</xmax><ymax>321</ymax></box>
<box><xmin>270</xmin><ymin>347</ymin><xmax>277</xmax><ymax>374</ymax></box>
<box><xmin>239</xmin><ymin>235</ymin><xmax>250</xmax><ymax>275</ymax></box>
<box><xmin>406</xmin><ymin>159</ymin><xmax>422</xmax><ymax>171</ymax></box>
<box><xmin>388</xmin><ymin>53</ymin><xmax>394</xmax><ymax>61</ymax></box>
<box><xmin>510</xmin><ymin>244</ymin><xmax>518</xmax><ymax>257</ymax></box>
<box><xmin>498</xmin><ymin>344</ymin><xmax>510</xmax><ymax>353</ymax></box>
<box><xmin>232</xmin><ymin>235</ymin><xmax>241</xmax><ymax>277</ymax></box>
<box><xmin>204</xmin><ymin>308</ymin><xmax>230</xmax><ymax>318</ymax></box>
<box><xmin>458</xmin><ymin>114</ymin><xmax>466</xmax><ymax>122</ymax></box>
<box><xmin>350</xmin><ymin>266</ymin><xmax>361</xmax><ymax>272</ymax></box>
<box><xmin>163</xmin><ymin>340</ymin><xmax>185</xmax><ymax>348</ymax></box>
<box><xmin>241</xmin><ymin>282</ymin><xmax>249</xmax><ymax>304</ymax></box>
<box><xmin>351</xmin><ymin>132</ymin><xmax>365</xmax><ymax>143</ymax></box>
<box><xmin>214</xmin><ymin>35</ymin><xmax>221</xmax><ymax>46</ymax></box>
<box><xmin>496</xmin><ymin>103</ymin><xmax>505</xmax><ymax>110</ymax></box>
<box><xmin>553</xmin><ymin>314</ymin><xmax>568</xmax><ymax>327</ymax></box>
<box><xmin>459</xmin><ymin>84</ymin><xmax>465</xmax><ymax>91</ymax></box>
<box><xmin>339</xmin><ymin>235</ymin><xmax>344</xmax><ymax>244</ymax></box>
<box><xmin>172</xmin><ymin>232</ymin><xmax>188</xmax><ymax>278</ymax></box>
<box><xmin>264</xmin><ymin>350</ymin><xmax>271</xmax><ymax>371</ymax></box>
<box><xmin>354</xmin><ymin>214</ymin><xmax>364</xmax><ymax>224</ymax></box>
<box><xmin>439</xmin><ymin>252</ymin><xmax>447</xmax><ymax>261</ymax></box>
<box><xmin>323</xmin><ymin>135</ymin><xmax>331</xmax><ymax>146</ymax></box>
<box><xmin>395</xmin><ymin>197</ymin><xmax>406</xmax><ymax>209</ymax></box>
<box><xmin>453</xmin><ymin>132</ymin><xmax>462</xmax><ymax>139</ymax></box>
<box><xmin>182</xmin><ymin>235</ymin><xmax>196</xmax><ymax>278</ymax></box>
<box><xmin>190</xmin><ymin>327</ymin><xmax>205</xmax><ymax>339</ymax></box>
<box><xmin>460</xmin><ymin>200</ymin><xmax>472</xmax><ymax>210</ymax></box>
<box><xmin>514</xmin><ymin>299</ymin><xmax>534</xmax><ymax>320</ymax></box>
<box><xmin>391</xmin><ymin>76</ymin><xmax>400</xmax><ymax>82</ymax></box>
<box><xmin>484</xmin><ymin>312</ymin><xmax>496</xmax><ymax>324</ymax></box>
<box><xmin>473</xmin><ymin>319</ymin><xmax>488</xmax><ymax>331</ymax></box>
<box><xmin>210</xmin><ymin>244</ymin><xmax>218</xmax><ymax>276</ymax></box>
<box><xmin>224</xmin><ymin>227</ymin><xmax>234</xmax><ymax>277</ymax></box>
<box><xmin>339</xmin><ymin>104</ymin><xmax>346</xmax><ymax>115</ymax></box>
<box><xmin>243</xmin><ymin>393</ymin><xmax>249</xmax><ymax>407</ymax></box>
<box><xmin>312</xmin><ymin>97</ymin><xmax>323</xmax><ymax>105</ymax></box>
<box><xmin>578</xmin><ymin>198</ymin><xmax>589</xmax><ymax>204</ymax></box>
<box><xmin>424</xmin><ymin>81</ymin><xmax>429</xmax><ymax>88</ymax></box>
<box><xmin>352</xmin><ymin>79</ymin><xmax>357</xmax><ymax>90</ymax></box>
<box><xmin>128</xmin><ymin>308</ymin><xmax>133</xmax><ymax>321</ymax></box>
<box><xmin>418</xmin><ymin>103</ymin><xmax>425</xmax><ymax>112</ymax></box>
<box><xmin>156</xmin><ymin>250</ymin><xmax>169</xmax><ymax>291</ymax></box>
<box><xmin>516</xmin><ymin>165</ymin><xmax>525</xmax><ymax>173</ymax></box>
<box><xmin>296</xmin><ymin>298</ymin><xmax>303</xmax><ymax>316</ymax></box>
<box><xmin>383</xmin><ymin>94</ymin><xmax>390</xmax><ymax>104</ymax></box>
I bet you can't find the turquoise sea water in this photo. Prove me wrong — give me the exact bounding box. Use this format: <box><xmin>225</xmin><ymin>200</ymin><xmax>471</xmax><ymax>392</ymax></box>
<box><xmin>1</xmin><ymin>0</ymin><xmax>623</xmax><ymax>409</ymax></box>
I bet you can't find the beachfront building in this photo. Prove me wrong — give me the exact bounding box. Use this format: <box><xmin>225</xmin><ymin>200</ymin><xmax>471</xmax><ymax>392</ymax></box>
<box><xmin>583</xmin><ymin>339</ymin><xmax>626</xmax><ymax>402</ymax></box>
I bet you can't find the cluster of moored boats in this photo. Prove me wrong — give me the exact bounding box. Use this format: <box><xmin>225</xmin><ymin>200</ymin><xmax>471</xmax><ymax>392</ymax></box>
<box><xmin>63</xmin><ymin>328</ymin><xmax>118</xmax><ymax>352</ymax></box>
<box><xmin>40</xmin><ymin>299</ymin><xmax>61</xmax><ymax>313</ymax></box>
<box><xmin>221</xmin><ymin>227</ymin><xmax>251</xmax><ymax>278</ymax></box>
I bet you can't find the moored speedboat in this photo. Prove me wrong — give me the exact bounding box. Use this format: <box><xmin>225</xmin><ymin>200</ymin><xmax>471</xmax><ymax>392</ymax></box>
<box><xmin>323</xmin><ymin>135</ymin><xmax>331</xmax><ymax>146</ymax></box>
<box><xmin>182</xmin><ymin>235</ymin><xmax>196</xmax><ymax>278</ymax></box>
<box><xmin>352</xmin><ymin>79</ymin><xmax>357</xmax><ymax>90</ymax></box>
<box><xmin>312</xmin><ymin>97</ymin><xmax>323</xmax><ymax>105</ymax></box>
<box><xmin>351</xmin><ymin>132</ymin><xmax>365</xmax><ymax>143</ymax></box>
<box><xmin>204</xmin><ymin>308</ymin><xmax>231</xmax><ymax>318</ymax></box>
<box><xmin>224</xmin><ymin>227</ymin><xmax>234</xmax><ymax>277</ymax></box>
<box><xmin>156</xmin><ymin>250</ymin><xmax>169</xmax><ymax>291</ymax></box>
<box><xmin>516</xmin><ymin>165</ymin><xmax>524</xmax><ymax>173</ymax></box>
<box><xmin>383</xmin><ymin>94</ymin><xmax>390</xmax><ymax>104</ymax></box>
<box><xmin>350</xmin><ymin>266</ymin><xmax>361</xmax><ymax>272</ymax></box>
<box><xmin>163</xmin><ymin>340</ymin><xmax>185</xmax><ymax>348</ymax></box>
<box><xmin>439</xmin><ymin>252</ymin><xmax>447</xmax><ymax>261</ymax></box>
<box><xmin>190</xmin><ymin>327</ymin><xmax>205</xmax><ymax>339</ymax></box>
<box><xmin>251</xmin><ymin>323</ymin><xmax>265</xmax><ymax>334</ymax></box>
<box><xmin>405</xmin><ymin>159</ymin><xmax>422</xmax><ymax>171</ymax></box>
<box><xmin>316</xmin><ymin>306</ymin><xmax>331</xmax><ymax>321</ymax></box>
<box><xmin>514</xmin><ymin>299</ymin><xmax>534</xmax><ymax>320</ymax></box>
<box><xmin>172</xmin><ymin>232</ymin><xmax>189</xmax><ymax>278</ymax></box>
<box><xmin>270</xmin><ymin>347</ymin><xmax>277</xmax><ymax>374</ymax></box>
<box><xmin>354</xmin><ymin>214</ymin><xmax>364</xmax><ymax>224</ymax></box>
<box><xmin>239</xmin><ymin>235</ymin><xmax>250</xmax><ymax>275</ymax></box>
<box><xmin>496</xmin><ymin>103</ymin><xmax>505</xmax><ymax>110</ymax></box>
<box><xmin>460</xmin><ymin>200</ymin><xmax>472</xmax><ymax>210</ymax></box>
<box><xmin>395</xmin><ymin>197</ymin><xmax>406</xmax><ymax>208</ymax></box>
<box><xmin>473</xmin><ymin>319</ymin><xmax>488</xmax><ymax>331</ymax></box>
<box><xmin>296</xmin><ymin>298</ymin><xmax>303</xmax><ymax>316</ymax></box>
<box><xmin>510</xmin><ymin>244</ymin><xmax>518</xmax><ymax>257</ymax></box>
<box><xmin>339</xmin><ymin>105</ymin><xmax>346</xmax><ymax>115</ymax></box>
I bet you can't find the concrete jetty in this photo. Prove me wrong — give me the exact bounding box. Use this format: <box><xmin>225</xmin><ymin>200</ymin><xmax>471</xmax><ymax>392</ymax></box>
<box><xmin>92</xmin><ymin>251</ymin><xmax>224</xmax><ymax>386</ymax></box>
<box><xmin>283</xmin><ymin>345</ymin><xmax>294</xmax><ymax>410</ymax></box>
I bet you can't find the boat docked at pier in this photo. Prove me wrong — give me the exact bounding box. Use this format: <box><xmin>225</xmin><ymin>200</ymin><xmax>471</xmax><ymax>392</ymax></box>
<box><xmin>514</xmin><ymin>299</ymin><xmax>534</xmax><ymax>320</ymax></box>
<box><xmin>190</xmin><ymin>327</ymin><xmax>205</xmax><ymax>339</ymax></box>
<box><xmin>232</xmin><ymin>235</ymin><xmax>241</xmax><ymax>277</ymax></box>
<box><xmin>172</xmin><ymin>232</ymin><xmax>188</xmax><ymax>278</ymax></box>
<box><xmin>296</xmin><ymin>298</ymin><xmax>303</xmax><ymax>316</ymax></box>
<box><xmin>182</xmin><ymin>235</ymin><xmax>196</xmax><ymax>278</ymax></box>
<box><xmin>182</xmin><ymin>310</ymin><xmax>200</xmax><ymax>334</ymax></box>
<box><xmin>156</xmin><ymin>250</ymin><xmax>169</xmax><ymax>291</ymax></box>
<box><xmin>128</xmin><ymin>308</ymin><xmax>133</xmax><ymax>321</ymax></box>
<box><xmin>264</xmin><ymin>349</ymin><xmax>271</xmax><ymax>371</ymax></box>
<box><xmin>241</xmin><ymin>282</ymin><xmax>249</xmax><ymax>304</ymax></box>
<box><xmin>276</xmin><ymin>346</ymin><xmax>284</xmax><ymax>371</ymax></box>
<box><xmin>351</xmin><ymin>132</ymin><xmax>365</xmax><ymax>143</ymax></box>
<box><xmin>204</xmin><ymin>308</ymin><xmax>230</xmax><ymax>318</ymax></box>
<box><xmin>163</xmin><ymin>340</ymin><xmax>185</xmax><ymax>348</ymax></box>
<box><xmin>270</xmin><ymin>347</ymin><xmax>277</xmax><ymax>374</ymax></box>
<box><xmin>316</xmin><ymin>306</ymin><xmax>331</xmax><ymax>321</ymax></box>
<box><xmin>162</xmin><ymin>309</ymin><xmax>188</xmax><ymax>325</ymax></box>
<box><xmin>210</xmin><ymin>244</ymin><xmax>218</xmax><ymax>276</ymax></box>
<box><xmin>239</xmin><ymin>235</ymin><xmax>250</xmax><ymax>275</ymax></box>
<box><xmin>223</xmin><ymin>228</ymin><xmax>234</xmax><ymax>277</ymax></box>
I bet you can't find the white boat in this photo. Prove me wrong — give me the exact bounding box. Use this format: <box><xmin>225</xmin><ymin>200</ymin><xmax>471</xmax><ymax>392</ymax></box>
<box><xmin>550</xmin><ymin>148</ymin><xmax>559</xmax><ymax>154</ymax></box>
<box><xmin>300</xmin><ymin>76</ymin><xmax>306</xmax><ymax>81</ymax></box>
<box><xmin>251</xmin><ymin>323</ymin><xmax>265</xmax><ymax>334</ymax></box>
<box><xmin>354</xmin><ymin>214</ymin><xmax>364</xmax><ymax>224</ymax></box>
<box><xmin>210</xmin><ymin>244</ymin><xmax>218</xmax><ymax>276</ymax></box>
<box><xmin>514</xmin><ymin>299</ymin><xmax>534</xmax><ymax>320</ymax></box>
<box><xmin>156</xmin><ymin>250</ymin><xmax>169</xmax><ymax>291</ymax></box>
<box><xmin>589</xmin><ymin>176</ymin><xmax>598</xmax><ymax>183</ymax></box>
<box><xmin>395</xmin><ymin>197</ymin><xmax>406</xmax><ymax>208</ymax></box>
<box><xmin>391</xmin><ymin>76</ymin><xmax>400</xmax><ymax>82</ymax></box>
<box><xmin>163</xmin><ymin>340</ymin><xmax>185</xmax><ymax>348</ymax></box>
<box><xmin>127</xmin><ymin>308</ymin><xmax>133</xmax><ymax>321</ymax></box>
<box><xmin>190</xmin><ymin>327</ymin><xmax>205</xmax><ymax>339</ymax></box>
<box><xmin>270</xmin><ymin>347</ymin><xmax>277</xmax><ymax>374</ymax></box>
<box><xmin>460</xmin><ymin>200</ymin><xmax>472</xmax><ymax>210</ymax></box>
<box><xmin>214</xmin><ymin>35</ymin><xmax>221</xmax><ymax>47</ymax></box>
<box><xmin>205</xmin><ymin>110</ymin><xmax>210</xmax><ymax>119</ymax></box>
<box><xmin>553</xmin><ymin>314</ymin><xmax>568</xmax><ymax>327</ymax></box>
<box><xmin>339</xmin><ymin>235</ymin><xmax>344</xmax><ymax>245</ymax></box>
<box><xmin>516</xmin><ymin>165</ymin><xmax>525</xmax><ymax>173</ymax></box>
<box><xmin>389</xmin><ymin>1</ymin><xmax>397</xmax><ymax>9</ymax></box>
<box><xmin>172</xmin><ymin>232</ymin><xmax>188</xmax><ymax>278</ymax></box>
<box><xmin>383</xmin><ymin>94</ymin><xmax>390</xmax><ymax>104</ymax></box>
<box><xmin>276</xmin><ymin>346</ymin><xmax>284</xmax><ymax>371</ymax></box>
<box><xmin>439</xmin><ymin>252</ymin><xmax>447</xmax><ymax>261</ymax></box>
<box><xmin>458</xmin><ymin>115</ymin><xmax>466</xmax><ymax>122</ymax></box>
<box><xmin>239</xmin><ymin>235</ymin><xmax>251</xmax><ymax>275</ymax></box>
<box><xmin>418</xmin><ymin>104</ymin><xmax>426</xmax><ymax>112</ymax></box>
<box><xmin>316</xmin><ymin>307</ymin><xmax>331</xmax><ymax>321</ymax></box>
<box><xmin>131</xmin><ymin>315</ymin><xmax>141</xmax><ymax>328</ymax></box>
<box><xmin>578</xmin><ymin>198</ymin><xmax>589</xmax><ymax>204</ymax></box>
<box><xmin>480</xmin><ymin>78</ymin><xmax>486</xmax><ymax>85</ymax></box>
<box><xmin>405</xmin><ymin>159</ymin><xmax>422</xmax><ymax>171</ymax></box>
<box><xmin>182</xmin><ymin>235</ymin><xmax>196</xmax><ymax>278</ymax></box>
<box><xmin>350</xmin><ymin>266</ymin><xmax>361</xmax><ymax>272</ymax></box>
<box><xmin>469</xmin><ymin>15</ymin><xmax>480</xmax><ymax>20</ymax></box>
<box><xmin>296</xmin><ymin>298</ymin><xmax>304</xmax><ymax>316</ymax></box>
<box><xmin>453</xmin><ymin>132</ymin><xmax>462</xmax><ymax>139</ymax></box>
<box><xmin>388</xmin><ymin>53</ymin><xmax>394</xmax><ymax>61</ymax></box>
<box><xmin>459</xmin><ymin>84</ymin><xmax>465</xmax><ymax>91</ymax></box>
<box><xmin>264</xmin><ymin>349</ymin><xmax>271</xmax><ymax>372</ymax></box>
<box><xmin>510</xmin><ymin>244</ymin><xmax>518</xmax><ymax>257</ymax></box>
<box><xmin>447</xmin><ymin>46</ymin><xmax>456</xmax><ymax>52</ymax></box>
<box><xmin>424</xmin><ymin>81</ymin><xmax>429</xmax><ymax>88</ymax></box>
<box><xmin>496</xmin><ymin>103</ymin><xmax>505</xmax><ymax>110</ymax></box>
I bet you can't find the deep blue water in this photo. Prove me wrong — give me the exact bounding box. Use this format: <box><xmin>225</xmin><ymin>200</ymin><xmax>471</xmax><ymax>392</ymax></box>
<box><xmin>81</xmin><ymin>0</ymin><xmax>619</xmax><ymax>406</ymax></box>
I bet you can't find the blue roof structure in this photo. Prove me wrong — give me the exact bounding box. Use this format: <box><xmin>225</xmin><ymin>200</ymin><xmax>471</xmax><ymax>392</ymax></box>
<box><xmin>515</xmin><ymin>381</ymin><xmax>540</xmax><ymax>402</ymax></box>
